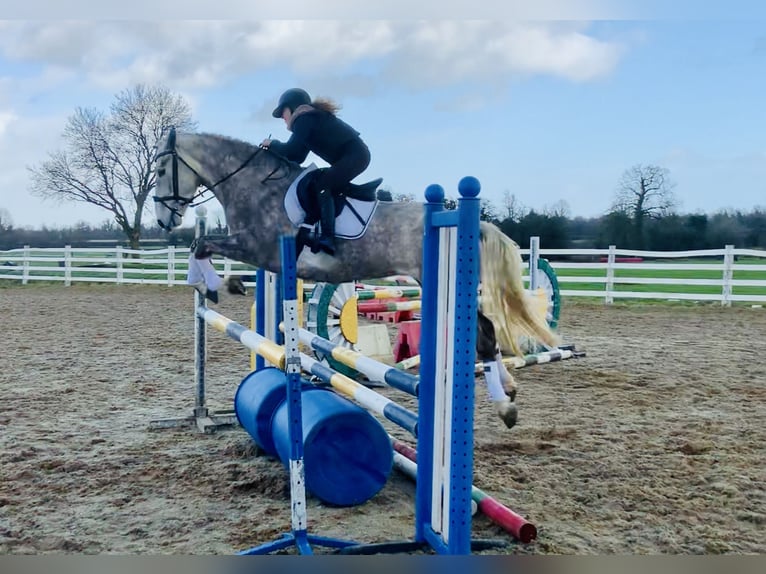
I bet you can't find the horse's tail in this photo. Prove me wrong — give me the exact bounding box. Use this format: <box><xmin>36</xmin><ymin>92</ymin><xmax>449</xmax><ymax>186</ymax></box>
<box><xmin>479</xmin><ymin>222</ymin><xmax>561</xmax><ymax>356</ymax></box>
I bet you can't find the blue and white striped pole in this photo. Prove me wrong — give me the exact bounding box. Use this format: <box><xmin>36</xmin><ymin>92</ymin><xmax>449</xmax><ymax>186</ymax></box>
<box><xmin>296</xmin><ymin>327</ymin><xmax>419</xmax><ymax>396</ymax></box>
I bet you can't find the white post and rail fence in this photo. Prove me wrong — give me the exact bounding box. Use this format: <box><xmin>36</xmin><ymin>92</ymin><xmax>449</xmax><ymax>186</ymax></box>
<box><xmin>1</xmin><ymin>240</ymin><xmax>765</xmax><ymax>306</ymax></box>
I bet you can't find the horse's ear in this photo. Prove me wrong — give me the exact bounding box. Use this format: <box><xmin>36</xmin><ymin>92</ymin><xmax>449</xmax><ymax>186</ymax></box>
<box><xmin>167</xmin><ymin>126</ymin><xmax>176</xmax><ymax>150</ymax></box>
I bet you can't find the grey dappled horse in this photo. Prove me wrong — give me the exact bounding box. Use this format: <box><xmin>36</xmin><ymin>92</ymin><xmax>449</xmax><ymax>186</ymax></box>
<box><xmin>152</xmin><ymin>129</ymin><xmax>560</xmax><ymax>428</ymax></box>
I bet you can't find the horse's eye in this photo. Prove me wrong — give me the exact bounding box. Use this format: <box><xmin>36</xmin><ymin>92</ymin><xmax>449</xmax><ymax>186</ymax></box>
<box><xmin>157</xmin><ymin>168</ymin><xmax>166</xmax><ymax>177</ymax></box>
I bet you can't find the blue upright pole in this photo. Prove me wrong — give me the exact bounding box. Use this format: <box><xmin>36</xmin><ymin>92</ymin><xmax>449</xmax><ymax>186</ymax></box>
<box><xmin>254</xmin><ymin>268</ymin><xmax>266</xmax><ymax>370</ymax></box>
<box><xmin>415</xmin><ymin>178</ymin><xmax>481</xmax><ymax>555</ymax></box>
<box><xmin>447</xmin><ymin>176</ymin><xmax>481</xmax><ymax>554</ymax></box>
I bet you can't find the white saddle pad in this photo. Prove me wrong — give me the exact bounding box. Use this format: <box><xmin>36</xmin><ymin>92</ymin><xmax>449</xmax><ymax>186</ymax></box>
<box><xmin>284</xmin><ymin>163</ymin><xmax>379</xmax><ymax>240</ymax></box>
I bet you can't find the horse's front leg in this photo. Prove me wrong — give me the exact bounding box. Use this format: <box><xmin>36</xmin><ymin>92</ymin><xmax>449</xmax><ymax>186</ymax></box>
<box><xmin>191</xmin><ymin>233</ymin><xmax>247</xmax><ymax>260</ymax></box>
<box><xmin>189</xmin><ymin>233</ymin><xmax>250</xmax><ymax>299</ymax></box>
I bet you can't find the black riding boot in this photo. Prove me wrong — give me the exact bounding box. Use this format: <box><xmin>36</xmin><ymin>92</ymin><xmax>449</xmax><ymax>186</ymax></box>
<box><xmin>317</xmin><ymin>189</ymin><xmax>336</xmax><ymax>255</ymax></box>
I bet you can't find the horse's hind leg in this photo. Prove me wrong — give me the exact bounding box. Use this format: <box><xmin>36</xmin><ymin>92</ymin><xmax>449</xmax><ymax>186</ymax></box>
<box><xmin>226</xmin><ymin>276</ymin><xmax>247</xmax><ymax>295</ymax></box>
<box><xmin>477</xmin><ymin>310</ymin><xmax>518</xmax><ymax>429</ymax></box>
<box><xmin>477</xmin><ymin>310</ymin><xmax>516</xmax><ymax>396</ymax></box>
<box><xmin>476</xmin><ymin>310</ymin><xmax>498</xmax><ymax>361</ymax></box>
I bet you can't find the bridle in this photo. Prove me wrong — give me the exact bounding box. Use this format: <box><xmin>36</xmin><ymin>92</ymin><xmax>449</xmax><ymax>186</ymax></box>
<box><xmin>152</xmin><ymin>127</ymin><xmax>265</xmax><ymax>224</ymax></box>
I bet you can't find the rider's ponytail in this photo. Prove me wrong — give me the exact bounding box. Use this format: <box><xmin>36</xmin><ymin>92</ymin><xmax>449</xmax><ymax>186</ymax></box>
<box><xmin>312</xmin><ymin>98</ymin><xmax>341</xmax><ymax>115</ymax></box>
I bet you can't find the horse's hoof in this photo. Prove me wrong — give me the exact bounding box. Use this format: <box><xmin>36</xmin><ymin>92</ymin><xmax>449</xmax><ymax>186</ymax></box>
<box><xmin>226</xmin><ymin>276</ymin><xmax>247</xmax><ymax>296</ymax></box>
<box><xmin>494</xmin><ymin>398</ymin><xmax>518</xmax><ymax>429</ymax></box>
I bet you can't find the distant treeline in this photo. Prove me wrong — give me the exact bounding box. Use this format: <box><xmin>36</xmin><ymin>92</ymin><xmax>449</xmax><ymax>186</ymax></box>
<box><xmin>494</xmin><ymin>208</ymin><xmax>766</xmax><ymax>251</ymax></box>
<box><xmin>1</xmin><ymin>208</ymin><xmax>764</xmax><ymax>252</ymax></box>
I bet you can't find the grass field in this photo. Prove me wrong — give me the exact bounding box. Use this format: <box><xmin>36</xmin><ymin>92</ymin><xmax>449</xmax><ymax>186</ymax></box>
<box><xmin>544</xmin><ymin>257</ymin><xmax>766</xmax><ymax>299</ymax></box>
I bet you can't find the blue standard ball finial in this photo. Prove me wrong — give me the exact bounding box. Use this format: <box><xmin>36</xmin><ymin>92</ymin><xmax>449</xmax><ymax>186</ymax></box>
<box><xmin>424</xmin><ymin>184</ymin><xmax>445</xmax><ymax>203</ymax></box>
<box><xmin>458</xmin><ymin>176</ymin><xmax>481</xmax><ymax>198</ymax></box>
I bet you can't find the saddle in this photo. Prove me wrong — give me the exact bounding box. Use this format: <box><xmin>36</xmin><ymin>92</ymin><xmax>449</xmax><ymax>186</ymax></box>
<box><xmin>283</xmin><ymin>164</ymin><xmax>391</xmax><ymax>254</ymax></box>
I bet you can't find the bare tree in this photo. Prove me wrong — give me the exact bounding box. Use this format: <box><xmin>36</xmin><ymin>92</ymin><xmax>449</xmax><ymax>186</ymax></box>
<box><xmin>500</xmin><ymin>190</ymin><xmax>527</xmax><ymax>222</ymax></box>
<box><xmin>543</xmin><ymin>199</ymin><xmax>571</xmax><ymax>219</ymax></box>
<box><xmin>28</xmin><ymin>84</ymin><xmax>197</xmax><ymax>250</ymax></box>
<box><xmin>0</xmin><ymin>208</ymin><xmax>12</xmax><ymax>232</ymax></box>
<box><xmin>480</xmin><ymin>198</ymin><xmax>499</xmax><ymax>222</ymax></box>
<box><xmin>611</xmin><ymin>164</ymin><xmax>677</xmax><ymax>247</ymax></box>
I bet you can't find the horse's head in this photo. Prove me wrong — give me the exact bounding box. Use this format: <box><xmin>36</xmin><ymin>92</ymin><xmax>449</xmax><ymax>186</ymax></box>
<box><xmin>153</xmin><ymin>127</ymin><xmax>204</xmax><ymax>230</ymax></box>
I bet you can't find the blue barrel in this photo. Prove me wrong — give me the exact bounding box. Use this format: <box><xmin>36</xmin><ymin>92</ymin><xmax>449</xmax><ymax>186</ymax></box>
<box><xmin>234</xmin><ymin>367</ymin><xmax>289</xmax><ymax>456</ymax></box>
<box><xmin>271</xmin><ymin>387</ymin><xmax>393</xmax><ymax>507</ymax></box>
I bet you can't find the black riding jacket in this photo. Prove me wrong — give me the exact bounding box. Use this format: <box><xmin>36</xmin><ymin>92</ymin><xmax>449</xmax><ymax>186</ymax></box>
<box><xmin>268</xmin><ymin>105</ymin><xmax>363</xmax><ymax>165</ymax></box>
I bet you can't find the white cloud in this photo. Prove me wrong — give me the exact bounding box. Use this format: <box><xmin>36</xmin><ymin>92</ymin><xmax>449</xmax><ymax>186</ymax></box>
<box><xmin>2</xmin><ymin>1</ymin><xmax>635</xmax><ymax>20</ymax></box>
<box><xmin>503</xmin><ymin>25</ymin><xmax>623</xmax><ymax>81</ymax></box>
<box><xmin>0</xmin><ymin>21</ymin><xmax>624</xmax><ymax>93</ymax></box>
<box><xmin>382</xmin><ymin>22</ymin><xmax>622</xmax><ymax>89</ymax></box>
<box><xmin>5</xmin><ymin>0</ymin><xmax>764</xmax><ymax>20</ymax></box>
<box><xmin>241</xmin><ymin>21</ymin><xmax>397</xmax><ymax>72</ymax></box>
<box><xmin>0</xmin><ymin>21</ymin><xmax>98</xmax><ymax>64</ymax></box>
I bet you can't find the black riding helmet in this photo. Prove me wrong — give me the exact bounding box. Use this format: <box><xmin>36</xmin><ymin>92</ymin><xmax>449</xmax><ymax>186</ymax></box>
<box><xmin>272</xmin><ymin>88</ymin><xmax>311</xmax><ymax>118</ymax></box>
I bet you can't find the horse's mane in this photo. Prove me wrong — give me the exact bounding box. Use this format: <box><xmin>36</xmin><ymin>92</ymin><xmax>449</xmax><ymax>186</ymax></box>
<box><xmin>194</xmin><ymin>132</ymin><xmax>303</xmax><ymax>171</ymax></box>
<box><xmin>196</xmin><ymin>132</ymin><xmax>257</xmax><ymax>151</ymax></box>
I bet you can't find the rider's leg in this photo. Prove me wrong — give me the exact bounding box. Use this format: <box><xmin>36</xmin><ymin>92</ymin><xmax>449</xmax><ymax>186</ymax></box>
<box><xmin>317</xmin><ymin>188</ymin><xmax>336</xmax><ymax>255</ymax></box>
<box><xmin>314</xmin><ymin>143</ymin><xmax>371</xmax><ymax>255</ymax></box>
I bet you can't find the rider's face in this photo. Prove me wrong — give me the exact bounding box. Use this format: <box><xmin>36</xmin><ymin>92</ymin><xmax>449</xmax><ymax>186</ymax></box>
<box><xmin>281</xmin><ymin>107</ymin><xmax>292</xmax><ymax>125</ymax></box>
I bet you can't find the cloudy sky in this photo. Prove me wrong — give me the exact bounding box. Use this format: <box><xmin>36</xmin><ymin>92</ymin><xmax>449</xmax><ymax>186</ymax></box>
<box><xmin>0</xmin><ymin>1</ymin><xmax>764</xmax><ymax>229</ymax></box>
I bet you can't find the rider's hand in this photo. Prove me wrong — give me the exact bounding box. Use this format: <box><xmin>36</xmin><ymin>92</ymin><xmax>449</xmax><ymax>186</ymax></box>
<box><xmin>260</xmin><ymin>138</ymin><xmax>271</xmax><ymax>148</ymax></box>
